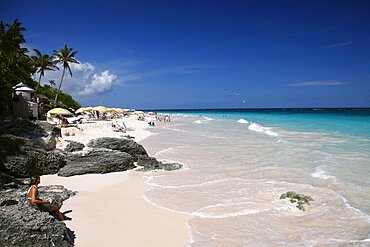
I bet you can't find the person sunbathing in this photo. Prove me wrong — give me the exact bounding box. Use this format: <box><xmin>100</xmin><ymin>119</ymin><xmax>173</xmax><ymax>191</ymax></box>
<box><xmin>27</xmin><ymin>176</ymin><xmax>70</xmax><ymax>221</ymax></box>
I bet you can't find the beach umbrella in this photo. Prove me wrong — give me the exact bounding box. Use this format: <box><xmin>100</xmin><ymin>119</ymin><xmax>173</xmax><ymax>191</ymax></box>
<box><xmin>107</xmin><ymin>108</ymin><xmax>118</xmax><ymax>113</ymax></box>
<box><xmin>112</xmin><ymin>108</ymin><xmax>123</xmax><ymax>113</ymax></box>
<box><xmin>47</xmin><ymin>108</ymin><xmax>73</xmax><ymax>115</ymax></box>
<box><xmin>75</xmin><ymin>107</ymin><xmax>92</xmax><ymax>114</ymax></box>
<box><xmin>75</xmin><ymin>108</ymin><xmax>84</xmax><ymax>114</ymax></box>
<box><xmin>93</xmin><ymin>106</ymin><xmax>107</xmax><ymax>112</ymax></box>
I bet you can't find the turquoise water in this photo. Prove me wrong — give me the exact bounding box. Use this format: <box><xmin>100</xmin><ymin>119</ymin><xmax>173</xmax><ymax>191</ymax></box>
<box><xmin>157</xmin><ymin>108</ymin><xmax>370</xmax><ymax>136</ymax></box>
<box><xmin>142</xmin><ymin>108</ymin><xmax>370</xmax><ymax>246</ymax></box>
<box><xmin>158</xmin><ymin>108</ymin><xmax>370</xmax><ymax>154</ymax></box>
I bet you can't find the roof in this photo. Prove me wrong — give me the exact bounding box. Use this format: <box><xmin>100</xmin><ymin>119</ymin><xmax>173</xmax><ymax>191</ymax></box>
<box><xmin>12</xmin><ymin>82</ymin><xmax>34</xmax><ymax>92</ymax></box>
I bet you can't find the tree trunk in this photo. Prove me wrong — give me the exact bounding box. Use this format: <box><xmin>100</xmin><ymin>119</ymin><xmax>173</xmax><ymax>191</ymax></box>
<box><xmin>54</xmin><ymin>67</ymin><xmax>65</xmax><ymax>106</ymax></box>
<box><xmin>35</xmin><ymin>72</ymin><xmax>42</xmax><ymax>93</ymax></box>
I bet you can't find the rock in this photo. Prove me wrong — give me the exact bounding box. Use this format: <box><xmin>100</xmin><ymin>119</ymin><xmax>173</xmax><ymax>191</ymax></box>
<box><xmin>0</xmin><ymin>172</ymin><xmax>24</xmax><ymax>190</ymax></box>
<box><xmin>0</xmin><ymin>121</ymin><xmax>64</xmax><ymax>178</ymax></box>
<box><xmin>36</xmin><ymin>121</ymin><xmax>62</xmax><ymax>138</ymax></box>
<box><xmin>0</xmin><ymin>121</ymin><xmax>75</xmax><ymax>245</ymax></box>
<box><xmin>161</xmin><ymin>162</ymin><xmax>183</xmax><ymax>171</ymax></box>
<box><xmin>64</xmin><ymin>141</ymin><xmax>85</xmax><ymax>152</ymax></box>
<box><xmin>0</xmin><ymin>120</ymin><xmax>61</xmax><ymax>140</ymax></box>
<box><xmin>280</xmin><ymin>191</ymin><xmax>314</xmax><ymax>211</ymax></box>
<box><xmin>0</xmin><ymin>134</ymin><xmax>66</xmax><ymax>178</ymax></box>
<box><xmin>137</xmin><ymin>155</ymin><xmax>183</xmax><ymax>171</ymax></box>
<box><xmin>122</xmin><ymin>135</ymin><xmax>135</xmax><ymax>139</ymax></box>
<box><xmin>137</xmin><ymin>156</ymin><xmax>160</xmax><ymax>169</ymax></box>
<box><xmin>0</xmin><ymin>184</ymin><xmax>75</xmax><ymax>246</ymax></box>
<box><xmin>0</xmin><ymin>120</ymin><xmax>46</xmax><ymax>139</ymax></box>
<box><xmin>41</xmin><ymin>135</ymin><xmax>57</xmax><ymax>150</ymax></box>
<box><xmin>87</xmin><ymin>137</ymin><xmax>148</xmax><ymax>159</ymax></box>
<box><xmin>58</xmin><ymin>148</ymin><xmax>135</xmax><ymax>177</ymax></box>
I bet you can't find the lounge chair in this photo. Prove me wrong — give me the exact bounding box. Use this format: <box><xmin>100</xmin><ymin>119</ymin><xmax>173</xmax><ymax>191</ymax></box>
<box><xmin>111</xmin><ymin>120</ymin><xmax>126</xmax><ymax>132</ymax></box>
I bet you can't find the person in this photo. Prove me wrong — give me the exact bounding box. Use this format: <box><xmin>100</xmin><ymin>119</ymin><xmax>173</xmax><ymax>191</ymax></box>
<box><xmin>27</xmin><ymin>176</ymin><xmax>70</xmax><ymax>221</ymax></box>
<box><xmin>148</xmin><ymin>121</ymin><xmax>155</xmax><ymax>126</ymax></box>
<box><xmin>56</xmin><ymin>115</ymin><xmax>69</xmax><ymax>127</ymax></box>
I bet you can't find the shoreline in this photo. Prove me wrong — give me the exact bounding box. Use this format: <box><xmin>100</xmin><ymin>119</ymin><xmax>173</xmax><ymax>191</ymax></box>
<box><xmin>42</xmin><ymin>116</ymin><xmax>191</xmax><ymax>246</ymax></box>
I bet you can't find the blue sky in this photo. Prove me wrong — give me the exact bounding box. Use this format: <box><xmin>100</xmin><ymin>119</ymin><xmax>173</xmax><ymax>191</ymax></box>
<box><xmin>2</xmin><ymin>0</ymin><xmax>370</xmax><ymax>109</ymax></box>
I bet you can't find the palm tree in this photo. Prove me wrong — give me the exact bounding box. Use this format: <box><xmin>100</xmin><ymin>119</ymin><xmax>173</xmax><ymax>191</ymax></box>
<box><xmin>48</xmin><ymin>79</ymin><xmax>56</xmax><ymax>89</ymax></box>
<box><xmin>31</xmin><ymin>49</ymin><xmax>59</xmax><ymax>92</ymax></box>
<box><xmin>0</xmin><ymin>19</ymin><xmax>34</xmax><ymax>118</ymax></box>
<box><xmin>53</xmin><ymin>44</ymin><xmax>79</xmax><ymax>105</ymax></box>
<box><xmin>0</xmin><ymin>19</ymin><xmax>26</xmax><ymax>68</ymax></box>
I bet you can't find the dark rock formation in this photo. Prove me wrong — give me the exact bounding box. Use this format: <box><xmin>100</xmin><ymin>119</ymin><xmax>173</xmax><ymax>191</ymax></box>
<box><xmin>87</xmin><ymin>137</ymin><xmax>148</xmax><ymax>159</ymax></box>
<box><xmin>0</xmin><ymin>184</ymin><xmax>75</xmax><ymax>246</ymax></box>
<box><xmin>35</xmin><ymin>121</ymin><xmax>62</xmax><ymax>138</ymax></box>
<box><xmin>64</xmin><ymin>141</ymin><xmax>85</xmax><ymax>152</ymax></box>
<box><xmin>0</xmin><ymin>120</ymin><xmax>46</xmax><ymax>139</ymax></box>
<box><xmin>0</xmin><ymin>121</ymin><xmax>65</xmax><ymax>178</ymax></box>
<box><xmin>0</xmin><ymin>134</ymin><xmax>66</xmax><ymax>178</ymax></box>
<box><xmin>58</xmin><ymin>148</ymin><xmax>135</xmax><ymax>177</ymax></box>
<box><xmin>0</xmin><ymin>172</ymin><xmax>23</xmax><ymax>190</ymax></box>
<box><xmin>280</xmin><ymin>191</ymin><xmax>314</xmax><ymax>211</ymax></box>
<box><xmin>137</xmin><ymin>155</ymin><xmax>183</xmax><ymax>171</ymax></box>
<box><xmin>0</xmin><ymin>120</ymin><xmax>61</xmax><ymax>141</ymax></box>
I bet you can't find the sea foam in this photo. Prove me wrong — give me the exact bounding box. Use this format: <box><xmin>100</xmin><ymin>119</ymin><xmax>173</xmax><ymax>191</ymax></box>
<box><xmin>145</xmin><ymin>177</ymin><xmax>244</xmax><ymax>189</ymax></box>
<box><xmin>192</xmin><ymin>202</ymin><xmax>283</xmax><ymax>219</ymax></box>
<box><xmin>193</xmin><ymin>117</ymin><xmax>214</xmax><ymax>124</ymax></box>
<box><xmin>155</xmin><ymin>147</ymin><xmax>175</xmax><ymax>156</ymax></box>
<box><xmin>311</xmin><ymin>166</ymin><xmax>336</xmax><ymax>180</ymax></box>
<box><xmin>237</xmin><ymin>119</ymin><xmax>249</xmax><ymax>124</ymax></box>
<box><xmin>248</xmin><ymin>123</ymin><xmax>278</xmax><ymax>137</ymax></box>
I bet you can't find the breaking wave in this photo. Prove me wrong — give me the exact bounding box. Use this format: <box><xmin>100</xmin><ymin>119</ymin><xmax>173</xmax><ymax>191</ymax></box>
<box><xmin>193</xmin><ymin>116</ymin><xmax>214</xmax><ymax>124</ymax></box>
<box><xmin>248</xmin><ymin>123</ymin><xmax>278</xmax><ymax>137</ymax></box>
<box><xmin>237</xmin><ymin>119</ymin><xmax>249</xmax><ymax>124</ymax></box>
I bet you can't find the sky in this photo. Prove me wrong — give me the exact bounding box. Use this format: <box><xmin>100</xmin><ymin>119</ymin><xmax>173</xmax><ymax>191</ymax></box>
<box><xmin>2</xmin><ymin>0</ymin><xmax>370</xmax><ymax>109</ymax></box>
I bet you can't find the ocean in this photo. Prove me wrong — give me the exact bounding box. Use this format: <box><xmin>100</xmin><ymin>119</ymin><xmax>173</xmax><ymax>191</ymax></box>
<box><xmin>140</xmin><ymin>108</ymin><xmax>370</xmax><ymax>246</ymax></box>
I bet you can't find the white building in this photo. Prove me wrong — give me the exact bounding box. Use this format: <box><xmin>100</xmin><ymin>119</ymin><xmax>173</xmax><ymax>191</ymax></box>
<box><xmin>12</xmin><ymin>82</ymin><xmax>38</xmax><ymax>120</ymax></box>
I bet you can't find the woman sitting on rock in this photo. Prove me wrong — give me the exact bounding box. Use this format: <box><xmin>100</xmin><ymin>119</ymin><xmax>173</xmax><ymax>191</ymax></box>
<box><xmin>27</xmin><ymin>176</ymin><xmax>70</xmax><ymax>221</ymax></box>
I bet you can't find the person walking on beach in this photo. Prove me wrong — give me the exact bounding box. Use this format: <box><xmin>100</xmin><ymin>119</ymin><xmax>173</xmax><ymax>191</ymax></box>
<box><xmin>27</xmin><ymin>176</ymin><xmax>70</xmax><ymax>221</ymax></box>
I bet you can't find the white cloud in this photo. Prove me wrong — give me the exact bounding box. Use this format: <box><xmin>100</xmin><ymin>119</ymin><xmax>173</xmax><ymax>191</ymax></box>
<box><xmin>42</xmin><ymin>61</ymin><xmax>118</xmax><ymax>97</ymax></box>
<box><xmin>40</xmin><ymin>60</ymin><xmax>212</xmax><ymax>98</ymax></box>
<box><xmin>80</xmin><ymin>71</ymin><xmax>117</xmax><ymax>95</ymax></box>
<box><xmin>287</xmin><ymin>80</ymin><xmax>347</xmax><ymax>87</ymax></box>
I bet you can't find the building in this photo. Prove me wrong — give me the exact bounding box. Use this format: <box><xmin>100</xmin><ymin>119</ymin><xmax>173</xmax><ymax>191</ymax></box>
<box><xmin>12</xmin><ymin>82</ymin><xmax>38</xmax><ymax>120</ymax></box>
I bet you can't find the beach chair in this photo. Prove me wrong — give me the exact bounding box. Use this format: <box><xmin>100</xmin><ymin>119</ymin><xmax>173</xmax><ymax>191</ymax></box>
<box><xmin>116</xmin><ymin>121</ymin><xmax>127</xmax><ymax>130</ymax></box>
<box><xmin>111</xmin><ymin>120</ymin><xmax>126</xmax><ymax>132</ymax></box>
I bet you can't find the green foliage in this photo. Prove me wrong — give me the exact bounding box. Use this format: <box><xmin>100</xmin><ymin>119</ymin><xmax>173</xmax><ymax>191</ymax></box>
<box><xmin>38</xmin><ymin>84</ymin><xmax>81</xmax><ymax>111</ymax></box>
<box><xmin>31</xmin><ymin>49</ymin><xmax>59</xmax><ymax>92</ymax></box>
<box><xmin>0</xmin><ymin>19</ymin><xmax>81</xmax><ymax>119</ymax></box>
<box><xmin>57</xmin><ymin>92</ymin><xmax>81</xmax><ymax>110</ymax></box>
<box><xmin>0</xmin><ymin>19</ymin><xmax>35</xmax><ymax>118</ymax></box>
<box><xmin>53</xmin><ymin>44</ymin><xmax>79</xmax><ymax>105</ymax></box>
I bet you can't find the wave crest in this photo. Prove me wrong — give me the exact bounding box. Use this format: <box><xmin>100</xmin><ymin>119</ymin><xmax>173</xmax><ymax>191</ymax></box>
<box><xmin>237</xmin><ymin>119</ymin><xmax>249</xmax><ymax>124</ymax></box>
<box><xmin>248</xmin><ymin>123</ymin><xmax>278</xmax><ymax>137</ymax></box>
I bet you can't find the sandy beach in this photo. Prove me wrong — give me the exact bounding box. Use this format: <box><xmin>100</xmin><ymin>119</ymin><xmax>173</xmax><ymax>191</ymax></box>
<box><xmin>42</xmin><ymin>116</ymin><xmax>190</xmax><ymax>247</ymax></box>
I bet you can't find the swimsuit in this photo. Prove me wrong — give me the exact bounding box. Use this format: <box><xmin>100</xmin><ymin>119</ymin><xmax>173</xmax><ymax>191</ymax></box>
<box><xmin>27</xmin><ymin>185</ymin><xmax>53</xmax><ymax>212</ymax></box>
